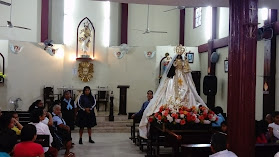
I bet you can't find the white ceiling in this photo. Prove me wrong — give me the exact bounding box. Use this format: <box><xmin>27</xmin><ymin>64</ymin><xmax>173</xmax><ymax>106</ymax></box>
<box><xmin>91</xmin><ymin>0</ymin><xmax>279</xmax><ymax>9</ymax></box>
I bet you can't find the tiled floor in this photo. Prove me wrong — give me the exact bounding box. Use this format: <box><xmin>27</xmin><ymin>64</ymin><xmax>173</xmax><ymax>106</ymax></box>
<box><xmin>58</xmin><ymin>133</ymin><xmax>146</xmax><ymax>157</ymax></box>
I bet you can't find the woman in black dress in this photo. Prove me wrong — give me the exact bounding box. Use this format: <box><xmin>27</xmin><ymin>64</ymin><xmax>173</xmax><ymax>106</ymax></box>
<box><xmin>61</xmin><ymin>90</ymin><xmax>76</xmax><ymax>130</ymax></box>
<box><xmin>76</xmin><ymin>86</ymin><xmax>97</xmax><ymax>144</ymax></box>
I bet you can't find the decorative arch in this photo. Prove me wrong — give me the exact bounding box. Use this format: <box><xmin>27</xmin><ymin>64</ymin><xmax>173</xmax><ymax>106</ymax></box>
<box><xmin>76</xmin><ymin>17</ymin><xmax>95</xmax><ymax>60</ymax></box>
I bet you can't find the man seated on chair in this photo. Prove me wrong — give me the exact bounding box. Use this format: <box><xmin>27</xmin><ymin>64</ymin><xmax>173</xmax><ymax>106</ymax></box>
<box><xmin>52</xmin><ymin>105</ymin><xmax>74</xmax><ymax>157</ymax></box>
<box><xmin>131</xmin><ymin>90</ymin><xmax>153</xmax><ymax>121</ymax></box>
<box><xmin>210</xmin><ymin>132</ymin><xmax>237</xmax><ymax>157</ymax></box>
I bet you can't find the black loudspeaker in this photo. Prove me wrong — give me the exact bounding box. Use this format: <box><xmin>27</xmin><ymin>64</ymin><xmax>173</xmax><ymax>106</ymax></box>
<box><xmin>203</xmin><ymin>75</ymin><xmax>217</xmax><ymax>96</ymax></box>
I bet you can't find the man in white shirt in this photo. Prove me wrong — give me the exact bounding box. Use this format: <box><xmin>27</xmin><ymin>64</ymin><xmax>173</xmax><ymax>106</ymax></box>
<box><xmin>209</xmin><ymin>133</ymin><xmax>237</xmax><ymax>157</ymax></box>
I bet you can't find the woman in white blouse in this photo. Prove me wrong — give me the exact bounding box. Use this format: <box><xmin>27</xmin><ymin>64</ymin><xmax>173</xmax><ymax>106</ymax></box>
<box><xmin>29</xmin><ymin>109</ymin><xmax>57</xmax><ymax>156</ymax></box>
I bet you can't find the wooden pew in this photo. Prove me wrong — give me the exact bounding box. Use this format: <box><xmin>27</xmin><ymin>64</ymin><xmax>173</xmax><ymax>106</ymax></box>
<box><xmin>148</xmin><ymin>123</ymin><xmax>212</xmax><ymax>157</ymax></box>
<box><xmin>35</xmin><ymin>135</ymin><xmax>50</xmax><ymax>147</ymax></box>
<box><xmin>255</xmin><ymin>143</ymin><xmax>279</xmax><ymax>157</ymax></box>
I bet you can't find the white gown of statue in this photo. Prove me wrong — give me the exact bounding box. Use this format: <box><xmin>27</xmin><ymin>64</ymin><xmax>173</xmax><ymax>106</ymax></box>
<box><xmin>139</xmin><ymin>53</ymin><xmax>208</xmax><ymax>139</ymax></box>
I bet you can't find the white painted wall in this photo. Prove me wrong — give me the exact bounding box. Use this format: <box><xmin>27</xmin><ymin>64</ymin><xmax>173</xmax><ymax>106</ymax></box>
<box><xmin>49</xmin><ymin>0</ymin><xmax>64</xmax><ymax>44</ymax></box>
<box><xmin>256</xmin><ymin>41</ymin><xmax>265</xmax><ymax>120</ymax></box>
<box><xmin>0</xmin><ymin>0</ymin><xmax>41</xmax><ymax>42</ymax></box>
<box><xmin>217</xmin><ymin>8</ymin><xmax>229</xmax><ymax>39</ymax></box>
<box><xmin>0</xmin><ymin>41</ymin><xmax>64</xmax><ymax>111</ymax></box>
<box><xmin>110</xmin><ymin>2</ymin><xmax>121</xmax><ymax>46</ymax></box>
<box><xmin>128</xmin><ymin>4</ymin><xmax>180</xmax><ymax>46</ymax></box>
<box><xmin>185</xmin><ymin>7</ymin><xmax>213</xmax><ymax>46</ymax></box>
<box><xmin>214</xmin><ymin>48</ymin><xmax>228</xmax><ymax>112</ymax></box>
<box><xmin>107</xmin><ymin>46</ymin><xmax>157</xmax><ymax>112</ymax></box>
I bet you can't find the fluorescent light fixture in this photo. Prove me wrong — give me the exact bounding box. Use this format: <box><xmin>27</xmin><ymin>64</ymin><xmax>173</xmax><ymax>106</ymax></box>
<box><xmin>63</xmin><ymin>0</ymin><xmax>75</xmax><ymax>45</ymax></box>
<box><xmin>103</xmin><ymin>1</ymin><xmax>110</xmax><ymax>47</ymax></box>
<box><xmin>261</xmin><ymin>8</ymin><xmax>268</xmax><ymax>21</ymax></box>
<box><xmin>205</xmin><ymin>6</ymin><xmax>212</xmax><ymax>40</ymax></box>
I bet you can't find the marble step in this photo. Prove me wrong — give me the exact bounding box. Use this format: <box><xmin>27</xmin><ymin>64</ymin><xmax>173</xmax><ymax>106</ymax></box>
<box><xmin>96</xmin><ymin>115</ymin><xmax>129</xmax><ymax>122</ymax></box>
<box><xmin>72</xmin><ymin>126</ymin><xmax>131</xmax><ymax>133</ymax></box>
<box><xmin>96</xmin><ymin>121</ymin><xmax>132</xmax><ymax>127</ymax></box>
<box><xmin>92</xmin><ymin>126</ymin><xmax>130</xmax><ymax>133</ymax></box>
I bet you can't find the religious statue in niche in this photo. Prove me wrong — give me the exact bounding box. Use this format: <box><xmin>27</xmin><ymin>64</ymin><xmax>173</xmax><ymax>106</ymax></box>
<box><xmin>78</xmin><ymin>62</ymin><xmax>94</xmax><ymax>82</ymax></box>
<box><xmin>77</xmin><ymin>17</ymin><xmax>95</xmax><ymax>59</ymax></box>
<box><xmin>144</xmin><ymin>51</ymin><xmax>155</xmax><ymax>59</ymax></box>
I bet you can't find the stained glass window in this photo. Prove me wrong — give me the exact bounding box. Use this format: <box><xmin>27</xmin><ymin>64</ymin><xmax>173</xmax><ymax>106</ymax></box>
<box><xmin>194</xmin><ymin>7</ymin><xmax>202</xmax><ymax>28</ymax></box>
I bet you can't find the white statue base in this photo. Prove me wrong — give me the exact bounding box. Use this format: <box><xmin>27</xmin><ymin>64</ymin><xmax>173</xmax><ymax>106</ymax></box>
<box><xmin>81</xmin><ymin>54</ymin><xmax>90</xmax><ymax>58</ymax></box>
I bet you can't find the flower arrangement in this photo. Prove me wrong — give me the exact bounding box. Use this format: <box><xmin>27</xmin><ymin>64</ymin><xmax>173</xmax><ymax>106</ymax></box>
<box><xmin>149</xmin><ymin>103</ymin><xmax>218</xmax><ymax>126</ymax></box>
<box><xmin>0</xmin><ymin>72</ymin><xmax>6</xmax><ymax>79</ymax></box>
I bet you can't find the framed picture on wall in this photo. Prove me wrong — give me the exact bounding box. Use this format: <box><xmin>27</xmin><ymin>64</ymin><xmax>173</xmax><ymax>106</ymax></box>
<box><xmin>186</xmin><ymin>52</ymin><xmax>194</xmax><ymax>63</ymax></box>
<box><xmin>224</xmin><ymin>59</ymin><xmax>228</xmax><ymax>73</ymax></box>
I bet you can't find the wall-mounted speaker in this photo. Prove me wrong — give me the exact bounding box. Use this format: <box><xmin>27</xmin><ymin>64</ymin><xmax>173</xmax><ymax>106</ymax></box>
<box><xmin>210</xmin><ymin>52</ymin><xmax>219</xmax><ymax>63</ymax></box>
<box><xmin>203</xmin><ymin>75</ymin><xmax>217</xmax><ymax>96</ymax></box>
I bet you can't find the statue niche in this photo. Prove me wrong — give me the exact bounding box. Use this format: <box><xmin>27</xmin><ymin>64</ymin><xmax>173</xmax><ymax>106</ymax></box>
<box><xmin>76</xmin><ymin>17</ymin><xmax>95</xmax><ymax>60</ymax></box>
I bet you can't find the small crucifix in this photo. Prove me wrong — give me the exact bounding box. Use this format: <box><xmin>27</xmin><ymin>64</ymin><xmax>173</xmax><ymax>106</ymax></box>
<box><xmin>249</xmin><ymin>4</ymin><xmax>257</xmax><ymax>23</ymax></box>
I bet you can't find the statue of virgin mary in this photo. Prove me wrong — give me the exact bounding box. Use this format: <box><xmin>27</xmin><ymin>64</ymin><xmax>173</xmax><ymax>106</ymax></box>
<box><xmin>139</xmin><ymin>45</ymin><xmax>208</xmax><ymax>139</ymax></box>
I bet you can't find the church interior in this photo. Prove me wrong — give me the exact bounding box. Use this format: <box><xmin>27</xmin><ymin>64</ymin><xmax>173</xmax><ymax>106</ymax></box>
<box><xmin>1</xmin><ymin>0</ymin><xmax>279</xmax><ymax>156</ymax></box>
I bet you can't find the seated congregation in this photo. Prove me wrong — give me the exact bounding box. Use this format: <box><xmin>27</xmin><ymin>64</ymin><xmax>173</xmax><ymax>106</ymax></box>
<box><xmin>130</xmin><ymin>98</ymin><xmax>279</xmax><ymax>156</ymax></box>
<box><xmin>0</xmin><ymin>86</ymin><xmax>98</xmax><ymax>157</ymax></box>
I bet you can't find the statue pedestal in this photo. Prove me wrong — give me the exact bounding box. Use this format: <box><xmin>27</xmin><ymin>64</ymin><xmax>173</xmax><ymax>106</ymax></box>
<box><xmin>117</xmin><ymin>85</ymin><xmax>129</xmax><ymax>115</ymax></box>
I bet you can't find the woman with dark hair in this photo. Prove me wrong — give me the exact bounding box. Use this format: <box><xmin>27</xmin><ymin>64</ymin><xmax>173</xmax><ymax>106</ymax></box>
<box><xmin>11</xmin><ymin>112</ymin><xmax>23</xmax><ymax>135</ymax></box>
<box><xmin>61</xmin><ymin>90</ymin><xmax>76</xmax><ymax>130</ymax></box>
<box><xmin>29</xmin><ymin>100</ymin><xmax>44</xmax><ymax>113</ymax></box>
<box><xmin>0</xmin><ymin>113</ymin><xmax>17</xmax><ymax>156</ymax></box>
<box><xmin>29</xmin><ymin>109</ymin><xmax>56</xmax><ymax>155</ymax></box>
<box><xmin>13</xmin><ymin>124</ymin><xmax>44</xmax><ymax>157</ymax></box>
<box><xmin>76</xmin><ymin>86</ymin><xmax>97</xmax><ymax>144</ymax></box>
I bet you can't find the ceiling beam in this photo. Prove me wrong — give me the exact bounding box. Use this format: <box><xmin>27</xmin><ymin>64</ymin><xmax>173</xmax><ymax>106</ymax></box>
<box><xmin>91</xmin><ymin>0</ymin><xmax>229</xmax><ymax>7</ymax></box>
<box><xmin>198</xmin><ymin>37</ymin><xmax>229</xmax><ymax>53</ymax></box>
<box><xmin>91</xmin><ymin>0</ymin><xmax>279</xmax><ymax>8</ymax></box>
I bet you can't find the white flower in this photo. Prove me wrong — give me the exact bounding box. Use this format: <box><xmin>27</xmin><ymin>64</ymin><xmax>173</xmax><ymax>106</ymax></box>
<box><xmin>180</xmin><ymin>114</ymin><xmax>185</xmax><ymax>118</ymax></box>
<box><xmin>210</xmin><ymin>115</ymin><xmax>217</xmax><ymax>121</ymax></box>
<box><xmin>203</xmin><ymin>120</ymin><xmax>211</xmax><ymax>124</ymax></box>
<box><xmin>194</xmin><ymin>118</ymin><xmax>200</xmax><ymax>123</ymax></box>
<box><xmin>175</xmin><ymin>119</ymin><xmax>181</xmax><ymax>123</ymax></box>
<box><xmin>162</xmin><ymin>111</ymin><xmax>166</xmax><ymax>116</ymax></box>
<box><xmin>167</xmin><ymin>115</ymin><xmax>173</xmax><ymax>123</ymax></box>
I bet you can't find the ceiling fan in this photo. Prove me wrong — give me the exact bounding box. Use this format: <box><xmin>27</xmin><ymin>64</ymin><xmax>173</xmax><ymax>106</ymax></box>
<box><xmin>0</xmin><ymin>0</ymin><xmax>11</xmax><ymax>6</ymax></box>
<box><xmin>163</xmin><ymin>6</ymin><xmax>186</xmax><ymax>12</ymax></box>
<box><xmin>134</xmin><ymin>4</ymin><xmax>167</xmax><ymax>34</ymax></box>
<box><xmin>0</xmin><ymin>0</ymin><xmax>31</xmax><ymax>30</ymax></box>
